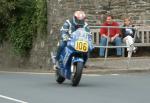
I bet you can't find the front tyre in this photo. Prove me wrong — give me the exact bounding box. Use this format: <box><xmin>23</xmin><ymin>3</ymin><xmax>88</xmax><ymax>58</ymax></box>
<box><xmin>55</xmin><ymin>69</ymin><xmax>65</xmax><ymax>84</ymax></box>
<box><xmin>72</xmin><ymin>62</ymin><xmax>84</xmax><ymax>86</ymax></box>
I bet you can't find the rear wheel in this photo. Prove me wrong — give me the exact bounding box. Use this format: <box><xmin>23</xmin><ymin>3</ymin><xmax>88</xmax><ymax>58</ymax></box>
<box><xmin>71</xmin><ymin>62</ymin><xmax>83</xmax><ymax>86</ymax></box>
<box><xmin>55</xmin><ymin>69</ymin><xmax>65</xmax><ymax>84</ymax></box>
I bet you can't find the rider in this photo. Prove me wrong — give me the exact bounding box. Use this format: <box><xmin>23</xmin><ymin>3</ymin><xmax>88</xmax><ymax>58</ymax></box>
<box><xmin>54</xmin><ymin>10</ymin><xmax>92</xmax><ymax>69</ymax></box>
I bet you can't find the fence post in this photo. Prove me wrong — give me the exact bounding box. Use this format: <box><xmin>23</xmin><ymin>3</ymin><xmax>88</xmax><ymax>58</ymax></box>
<box><xmin>103</xmin><ymin>27</ymin><xmax>110</xmax><ymax>65</ymax></box>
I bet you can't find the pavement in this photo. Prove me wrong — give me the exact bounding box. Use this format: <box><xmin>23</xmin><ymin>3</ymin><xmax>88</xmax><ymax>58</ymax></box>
<box><xmin>0</xmin><ymin>57</ymin><xmax>150</xmax><ymax>74</ymax></box>
<box><xmin>84</xmin><ymin>57</ymin><xmax>150</xmax><ymax>74</ymax></box>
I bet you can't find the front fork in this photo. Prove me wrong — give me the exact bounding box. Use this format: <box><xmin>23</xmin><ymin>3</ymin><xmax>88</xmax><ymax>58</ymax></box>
<box><xmin>71</xmin><ymin>57</ymin><xmax>84</xmax><ymax>72</ymax></box>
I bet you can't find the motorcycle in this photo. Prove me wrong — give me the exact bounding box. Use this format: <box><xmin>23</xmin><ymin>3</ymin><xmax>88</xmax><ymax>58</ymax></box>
<box><xmin>51</xmin><ymin>28</ymin><xmax>93</xmax><ymax>86</ymax></box>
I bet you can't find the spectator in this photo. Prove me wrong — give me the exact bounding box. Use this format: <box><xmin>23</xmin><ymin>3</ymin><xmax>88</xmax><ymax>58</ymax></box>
<box><xmin>121</xmin><ymin>17</ymin><xmax>137</xmax><ymax>57</ymax></box>
<box><xmin>99</xmin><ymin>15</ymin><xmax>122</xmax><ymax>57</ymax></box>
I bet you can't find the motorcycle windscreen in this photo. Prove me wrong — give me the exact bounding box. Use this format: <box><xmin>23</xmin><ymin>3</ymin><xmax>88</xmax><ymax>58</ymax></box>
<box><xmin>71</xmin><ymin>28</ymin><xmax>89</xmax><ymax>52</ymax></box>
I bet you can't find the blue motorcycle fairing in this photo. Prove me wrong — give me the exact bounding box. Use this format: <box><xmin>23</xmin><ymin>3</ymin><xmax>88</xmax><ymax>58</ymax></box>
<box><xmin>59</xmin><ymin>47</ymin><xmax>72</xmax><ymax>78</ymax></box>
<box><xmin>62</xmin><ymin>47</ymin><xmax>73</xmax><ymax>68</ymax></box>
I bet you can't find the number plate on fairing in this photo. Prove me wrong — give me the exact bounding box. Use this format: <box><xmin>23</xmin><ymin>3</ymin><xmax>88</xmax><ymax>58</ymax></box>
<box><xmin>75</xmin><ymin>40</ymin><xmax>88</xmax><ymax>52</ymax></box>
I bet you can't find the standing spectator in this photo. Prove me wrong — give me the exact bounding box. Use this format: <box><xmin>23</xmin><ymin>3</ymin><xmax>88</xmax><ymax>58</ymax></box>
<box><xmin>99</xmin><ymin>15</ymin><xmax>122</xmax><ymax>57</ymax></box>
<box><xmin>121</xmin><ymin>18</ymin><xmax>137</xmax><ymax>57</ymax></box>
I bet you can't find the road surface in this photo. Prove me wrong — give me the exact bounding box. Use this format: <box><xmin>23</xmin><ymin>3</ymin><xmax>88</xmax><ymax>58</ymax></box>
<box><xmin>0</xmin><ymin>72</ymin><xmax>150</xmax><ymax>103</ymax></box>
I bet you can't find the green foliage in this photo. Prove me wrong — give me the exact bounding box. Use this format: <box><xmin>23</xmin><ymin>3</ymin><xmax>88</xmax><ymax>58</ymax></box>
<box><xmin>0</xmin><ymin>0</ymin><xmax>16</xmax><ymax>44</ymax></box>
<box><xmin>36</xmin><ymin>0</ymin><xmax>47</xmax><ymax>37</ymax></box>
<box><xmin>0</xmin><ymin>0</ymin><xmax>47</xmax><ymax>56</ymax></box>
<box><xmin>9</xmin><ymin>0</ymin><xmax>36</xmax><ymax>56</ymax></box>
<box><xmin>10</xmin><ymin>18</ymin><xmax>34</xmax><ymax>56</ymax></box>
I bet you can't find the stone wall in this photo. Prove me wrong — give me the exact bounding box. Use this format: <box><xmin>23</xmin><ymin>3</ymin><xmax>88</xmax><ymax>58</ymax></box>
<box><xmin>0</xmin><ymin>0</ymin><xmax>150</xmax><ymax>70</ymax></box>
<box><xmin>47</xmin><ymin>0</ymin><xmax>150</xmax><ymax>29</ymax></box>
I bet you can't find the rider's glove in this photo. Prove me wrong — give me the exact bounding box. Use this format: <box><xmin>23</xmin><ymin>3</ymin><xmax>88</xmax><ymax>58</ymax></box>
<box><xmin>62</xmin><ymin>34</ymin><xmax>69</xmax><ymax>41</ymax></box>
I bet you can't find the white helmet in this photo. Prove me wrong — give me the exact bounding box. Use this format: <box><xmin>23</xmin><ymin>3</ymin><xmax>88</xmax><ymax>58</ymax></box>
<box><xmin>73</xmin><ymin>11</ymin><xmax>86</xmax><ymax>25</ymax></box>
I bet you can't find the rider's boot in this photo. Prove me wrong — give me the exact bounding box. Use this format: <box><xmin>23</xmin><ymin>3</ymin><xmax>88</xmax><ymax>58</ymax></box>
<box><xmin>53</xmin><ymin>57</ymin><xmax>59</xmax><ymax>70</ymax></box>
<box><xmin>53</xmin><ymin>62</ymin><xmax>59</xmax><ymax>70</ymax></box>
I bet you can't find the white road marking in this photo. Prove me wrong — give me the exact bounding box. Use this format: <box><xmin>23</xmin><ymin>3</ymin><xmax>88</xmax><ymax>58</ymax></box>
<box><xmin>0</xmin><ymin>94</ymin><xmax>28</xmax><ymax>103</ymax></box>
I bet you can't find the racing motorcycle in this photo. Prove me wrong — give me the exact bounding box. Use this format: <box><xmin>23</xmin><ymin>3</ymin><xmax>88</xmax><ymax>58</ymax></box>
<box><xmin>51</xmin><ymin>28</ymin><xmax>93</xmax><ymax>86</ymax></box>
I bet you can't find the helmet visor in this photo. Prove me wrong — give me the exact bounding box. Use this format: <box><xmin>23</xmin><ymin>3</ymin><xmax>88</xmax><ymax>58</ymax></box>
<box><xmin>74</xmin><ymin>17</ymin><xmax>85</xmax><ymax>25</ymax></box>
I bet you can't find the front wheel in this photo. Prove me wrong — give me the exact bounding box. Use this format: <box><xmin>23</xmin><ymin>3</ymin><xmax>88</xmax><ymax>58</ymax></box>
<box><xmin>71</xmin><ymin>62</ymin><xmax>84</xmax><ymax>86</ymax></box>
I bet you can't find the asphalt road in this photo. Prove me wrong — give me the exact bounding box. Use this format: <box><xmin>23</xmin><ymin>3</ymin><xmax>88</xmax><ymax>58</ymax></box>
<box><xmin>0</xmin><ymin>72</ymin><xmax>150</xmax><ymax>103</ymax></box>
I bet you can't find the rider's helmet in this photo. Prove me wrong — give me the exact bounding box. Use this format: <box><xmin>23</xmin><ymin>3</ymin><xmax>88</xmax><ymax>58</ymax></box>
<box><xmin>73</xmin><ymin>11</ymin><xmax>86</xmax><ymax>26</ymax></box>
